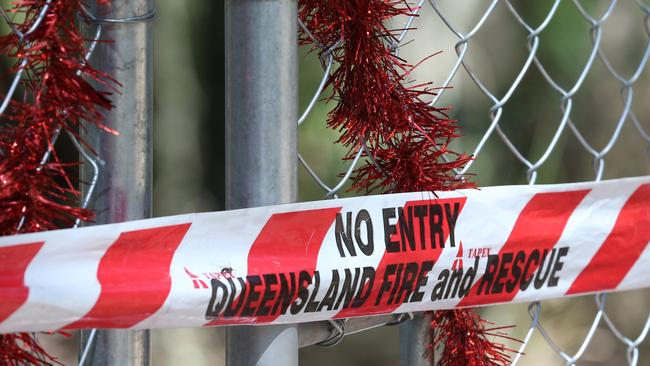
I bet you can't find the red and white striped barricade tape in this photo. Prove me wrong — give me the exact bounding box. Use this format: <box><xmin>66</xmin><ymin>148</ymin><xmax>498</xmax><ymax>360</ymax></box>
<box><xmin>1</xmin><ymin>176</ymin><xmax>649</xmax><ymax>333</ymax></box>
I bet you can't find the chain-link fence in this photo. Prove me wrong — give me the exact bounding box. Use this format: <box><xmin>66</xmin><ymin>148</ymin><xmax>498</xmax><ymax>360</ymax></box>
<box><xmin>2</xmin><ymin>0</ymin><xmax>649</xmax><ymax>364</ymax></box>
<box><xmin>297</xmin><ymin>1</ymin><xmax>650</xmax><ymax>365</ymax></box>
<box><xmin>0</xmin><ymin>2</ymin><xmax>108</xmax><ymax>231</ymax></box>
<box><xmin>0</xmin><ymin>2</ymin><xmax>102</xmax><ymax>364</ymax></box>
<box><xmin>0</xmin><ymin>0</ymin><xmax>153</xmax><ymax>364</ymax></box>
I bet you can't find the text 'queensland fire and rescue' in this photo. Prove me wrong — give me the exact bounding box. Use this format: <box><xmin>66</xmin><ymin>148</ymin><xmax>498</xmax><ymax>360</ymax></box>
<box><xmin>206</xmin><ymin>199</ymin><xmax>570</xmax><ymax>320</ymax></box>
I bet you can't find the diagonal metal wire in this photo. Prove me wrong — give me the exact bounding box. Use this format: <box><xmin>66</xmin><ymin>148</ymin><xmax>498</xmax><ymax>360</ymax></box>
<box><xmin>0</xmin><ymin>2</ymin><xmax>105</xmax><ymax>365</ymax></box>
<box><xmin>297</xmin><ymin>2</ymin><xmax>428</xmax><ymax>199</ymax></box>
<box><xmin>0</xmin><ymin>3</ymin><xmax>150</xmax><ymax>364</ymax></box>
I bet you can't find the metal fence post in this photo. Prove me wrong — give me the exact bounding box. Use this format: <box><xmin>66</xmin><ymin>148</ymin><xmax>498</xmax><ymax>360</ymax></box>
<box><xmin>400</xmin><ymin>313</ymin><xmax>434</xmax><ymax>366</ymax></box>
<box><xmin>80</xmin><ymin>0</ymin><xmax>154</xmax><ymax>364</ymax></box>
<box><xmin>225</xmin><ymin>0</ymin><xmax>299</xmax><ymax>365</ymax></box>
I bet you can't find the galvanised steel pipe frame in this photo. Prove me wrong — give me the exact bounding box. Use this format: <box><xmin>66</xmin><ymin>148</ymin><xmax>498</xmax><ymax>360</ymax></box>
<box><xmin>80</xmin><ymin>0</ymin><xmax>154</xmax><ymax>364</ymax></box>
<box><xmin>225</xmin><ymin>1</ymin><xmax>433</xmax><ymax>365</ymax></box>
<box><xmin>225</xmin><ymin>0</ymin><xmax>299</xmax><ymax>365</ymax></box>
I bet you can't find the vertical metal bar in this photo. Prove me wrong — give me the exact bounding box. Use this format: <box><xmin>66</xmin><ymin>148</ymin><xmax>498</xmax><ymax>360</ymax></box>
<box><xmin>225</xmin><ymin>0</ymin><xmax>298</xmax><ymax>365</ymax></box>
<box><xmin>80</xmin><ymin>0</ymin><xmax>153</xmax><ymax>365</ymax></box>
<box><xmin>400</xmin><ymin>313</ymin><xmax>434</xmax><ymax>366</ymax></box>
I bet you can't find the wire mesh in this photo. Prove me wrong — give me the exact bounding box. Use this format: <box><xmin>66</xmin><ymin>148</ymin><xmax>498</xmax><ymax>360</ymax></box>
<box><xmin>0</xmin><ymin>2</ymin><xmax>155</xmax><ymax>364</ymax></box>
<box><xmin>1</xmin><ymin>0</ymin><xmax>647</xmax><ymax>364</ymax></box>
<box><xmin>0</xmin><ymin>3</ymin><xmax>105</xmax><ymax>364</ymax></box>
<box><xmin>298</xmin><ymin>0</ymin><xmax>650</xmax><ymax>365</ymax></box>
<box><xmin>0</xmin><ymin>2</ymin><xmax>104</xmax><ymax>230</ymax></box>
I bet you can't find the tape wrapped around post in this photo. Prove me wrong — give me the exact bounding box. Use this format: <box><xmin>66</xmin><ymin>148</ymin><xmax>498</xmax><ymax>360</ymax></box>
<box><xmin>1</xmin><ymin>176</ymin><xmax>649</xmax><ymax>333</ymax></box>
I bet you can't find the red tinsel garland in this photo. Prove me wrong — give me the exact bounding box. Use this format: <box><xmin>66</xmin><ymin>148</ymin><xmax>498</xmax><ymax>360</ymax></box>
<box><xmin>0</xmin><ymin>0</ymin><xmax>113</xmax><ymax>363</ymax></box>
<box><xmin>431</xmin><ymin>310</ymin><xmax>516</xmax><ymax>366</ymax></box>
<box><xmin>298</xmin><ymin>0</ymin><xmax>514</xmax><ymax>364</ymax></box>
